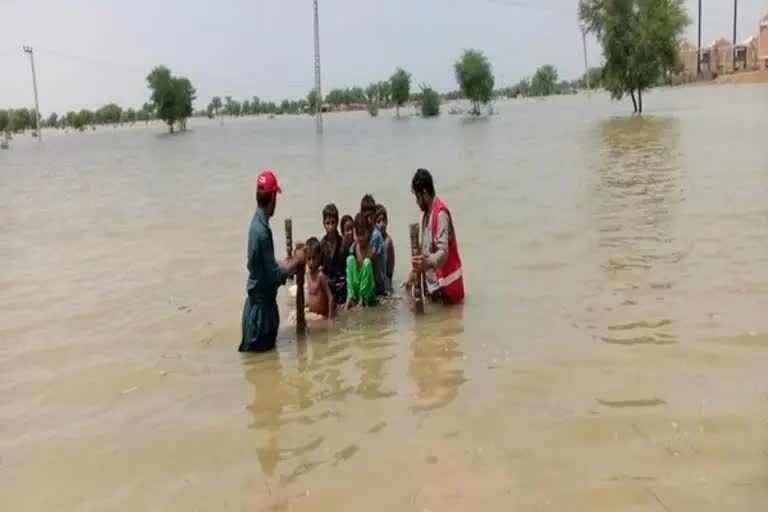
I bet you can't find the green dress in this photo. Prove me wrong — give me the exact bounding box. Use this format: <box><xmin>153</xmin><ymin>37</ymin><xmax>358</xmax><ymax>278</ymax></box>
<box><xmin>346</xmin><ymin>253</ymin><xmax>376</xmax><ymax>306</ymax></box>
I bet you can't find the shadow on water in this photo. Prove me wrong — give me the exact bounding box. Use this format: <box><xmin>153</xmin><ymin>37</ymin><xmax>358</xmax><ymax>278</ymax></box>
<box><xmin>587</xmin><ymin>115</ymin><xmax>683</xmax><ymax>347</ymax></box>
<box><xmin>409</xmin><ymin>307</ymin><xmax>467</xmax><ymax>415</ymax></box>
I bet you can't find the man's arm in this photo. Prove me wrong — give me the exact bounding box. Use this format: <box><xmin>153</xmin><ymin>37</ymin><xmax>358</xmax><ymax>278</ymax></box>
<box><xmin>425</xmin><ymin>210</ymin><xmax>451</xmax><ymax>270</ymax></box>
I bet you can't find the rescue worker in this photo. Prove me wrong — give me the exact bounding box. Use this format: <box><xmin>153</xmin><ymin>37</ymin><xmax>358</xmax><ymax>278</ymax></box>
<box><xmin>240</xmin><ymin>170</ymin><xmax>305</xmax><ymax>352</ymax></box>
<box><xmin>407</xmin><ymin>168</ymin><xmax>465</xmax><ymax>304</ymax></box>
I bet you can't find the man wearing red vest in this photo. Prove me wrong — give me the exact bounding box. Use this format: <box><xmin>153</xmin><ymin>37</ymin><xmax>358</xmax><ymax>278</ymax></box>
<box><xmin>407</xmin><ymin>168</ymin><xmax>465</xmax><ymax>304</ymax></box>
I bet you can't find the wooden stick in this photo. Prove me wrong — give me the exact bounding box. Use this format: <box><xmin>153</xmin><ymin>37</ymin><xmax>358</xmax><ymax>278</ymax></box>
<box><xmin>409</xmin><ymin>223</ymin><xmax>424</xmax><ymax>312</ymax></box>
<box><xmin>284</xmin><ymin>218</ymin><xmax>293</xmax><ymax>259</ymax></box>
<box><xmin>295</xmin><ymin>244</ymin><xmax>306</xmax><ymax>336</ymax></box>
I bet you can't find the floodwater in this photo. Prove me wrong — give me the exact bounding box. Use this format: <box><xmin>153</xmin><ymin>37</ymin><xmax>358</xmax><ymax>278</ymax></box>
<box><xmin>2</xmin><ymin>84</ymin><xmax>767</xmax><ymax>511</ymax></box>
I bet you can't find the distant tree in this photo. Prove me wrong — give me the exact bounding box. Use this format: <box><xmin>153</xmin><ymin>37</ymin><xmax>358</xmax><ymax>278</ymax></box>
<box><xmin>146</xmin><ymin>66</ymin><xmax>196</xmax><ymax>132</ymax></box>
<box><xmin>579</xmin><ymin>0</ymin><xmax>689</xmax><ymax>113</ymax></box>
<box><xmin>420</xmin><ymin>85</ymin><xmax>440</xmax><ymax>117</ymax></box>
<box><xmin>377</xmin><ymin>80</ymin><xmax>391</xmax><ymax>105</ymax></box>
<box><xmin>74</xmin><ymin>109</ymin><xmax>93</xmax><ymax>131</ymax></box>
<box><xmin>280</xmin><ymin>99</ymin><xmax>290</xmax><ymax>113</ymax></box>
<box><xmin>65</xmin><ymin>111</ymin><xmax>77</xmax><ymax>129</ymax></box>
<box><xmin>46</xmin><ymin>112</ymin><xmax>59</xmax><ymax>129</ymax></box>
<box><xmin>211</xmin><ymin>96</ymin><xmax>222</xmax><ymax>116</ymax></box>
<box><xmin>11</xmin><ymin>108</ymin><xmax>32</xmax><ymax>131</ymax></box>
<box><xmin>325</xmin><ymin>89</ymin><xmax>345</xmax><ymax>106</ymax></box>
<box><xmin>0</xmin><ymin>110</ymin><xmax>9</xmax><ymax>134</ymax></box>
<box><xmin>365</xmin><ymin>83</ymin><xmax>378</xmax><ymax>104</ymax></box>
<box><xmin>307</xmin><ymin>89</ymin><xmax>319</xmax><ymax>114</ymax></box>
<box><xmin>582</xmin><ymin>66</ymin><xmax>604</xmax><ymax>89</ymax></box>
<box><xmin>124</xmin><ymin>108</ymin><xmax>137</xmax><ymax>124</ymax></box>
<box><xmin>348</xmin><ymin>87</ymin><xmax>366</xmax><ymax>104</ymax></box>
<box><xmin>389</xmin><ymin>68</ymin><xmax>411</xmax><ymax>117</ymax></box>
<box><xmin>454</xmin><ymin>49</ymin><xmax>495</xmax><ymax>115</ymax></box>
<box><xmin>250</xmin><ymin>96</ymin><xmax>260</xmax><ymax>114</ymax></box>
<box><xmin>530</xmin><ymin>65</ymin><xmax>559</xmax><ymax>97</ymax></box>
<box><xmin>243</xmin><ymin>100</ymin><xmax>251</xmax><ymax>116</ymax></box>
<box><xmin>97</xmin><ymin>103</ymin><xmax>123</xmax><ymax>126</ymax></box>
<box><xmin>230</xmin><ymin>100</ymin><xmax>242</xmax><ymax>117</ymax></box>
<box><xmin>224</xmin><ymin>96</ymin><xmax>233</xmax><ymax>115</ymax></box>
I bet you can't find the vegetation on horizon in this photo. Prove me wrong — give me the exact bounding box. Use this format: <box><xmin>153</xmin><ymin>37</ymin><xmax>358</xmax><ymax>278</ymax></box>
<box><xmin>579</xmin><ymin>0</ymin><xmax>689</xmax><ymax>113</ymax></box>
<box><xmin>146</xmin><ymin>66</ymin><xmax>196</xmax><ymax>133</ymax></box>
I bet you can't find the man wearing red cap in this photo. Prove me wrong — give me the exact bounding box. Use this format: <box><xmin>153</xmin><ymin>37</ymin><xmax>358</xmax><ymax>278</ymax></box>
<box><xmin>240</xmin><ymin>170</ymin><xmax>305</xmax><ymax>352</ymax></box>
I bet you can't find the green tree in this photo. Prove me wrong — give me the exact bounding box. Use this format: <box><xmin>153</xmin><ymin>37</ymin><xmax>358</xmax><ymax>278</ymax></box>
<box><xmin>11</xmin><ymin>108</ymin><xmax>32</xmax><ymax>131</ymax></box>
<box><xmin>97</xmin><ymin>103</ymin><xmax>123</xmax><ymax>126</ymax></box>
<box><xmin>243</xmin><ymin>99</ymin><xmax>251</xmax><ymax>116</ymax></box>
<box><xmin>146</xmin><ymin>66</ymin><xmax>195</xmax><ymax>132</ymax></box>
<box><xmin>365</xmin><ymin>83</ymin><xmax>378</xmax><ymax>104</ymax></box>
<box><xmin>454</xmin><ymin>49</ymin><xmax>495</xmax><ymax>115</ymax></box>
<box><xmin>579</xmin><ymin>0</ymin><xmax>689</xmax><ymax>113</ymax></box>
<box><xmin>74</xmin><ymin>109</ymin><xmax>93</xmax><ymax>131</ymax></box>
<box><xmin>251</xmin><ymin>96</ymin><xmax>260</xmax><ymax>114</ymax></box>
<box><xmin>124</xmin><ymin>108</ymin><xmax>137</xmax><ymax>124</ymax></box>
<box><xmin>307</xmin><ymin>89</ymin><xmax>319</xmax><ymax>114</ymax></box>
<box><xmin>530</xmin><ymin>65</ymin><xmax>558</xmax><ymax>96</ymax></box>
<box><xmin>348</xmin><ymin>87</ymin><xmax>366</xmax><ymax>104</ymax></box>
<box><xmin>325</xmin><ymin>89</ymin><xmax>345</xmax><ymax>106</ymax></box>
<box><xmin>582</xmin><ymin>66</ymin><xmax>604</xmax><ymax>89</ymax></box>
<box><xmin>389</xmin><ymin>68</ymin><xmax>411</xmax><ymax>117</ymax></box>
<box><xmin>377</xmin><ymin>80</ymin><xmax>391</xmax><ymax>105</ymax></box>
<box><xmin>46</xmin><ymin>112</ymin><xmax>59</xmax><ymax>129</ymax></box>
<box><xmin>211</xmin><ymin>96</ymin><xmax>222</xmax><ymax>116</ymax></box>
<box><xmin>224</xmin><ymin>96</ymin><xmax>233</xmax><ymax>115</ymax></box>
<box><xmin>231</xmin><ymin>100</ymin><xmax>242</xmax><ymax>117</ymax></box>
<box><xmin>420</xmin><ymin>85</ymin><xmax>440</xmax><ymax>117</ymax></box>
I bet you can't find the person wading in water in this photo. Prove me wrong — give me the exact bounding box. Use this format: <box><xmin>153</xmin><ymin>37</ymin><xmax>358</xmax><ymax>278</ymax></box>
<box><xmin>406</xmin><ymin>168</ymin><xmax>465</xmax><ymax>304</ymax></box>
<box><xmin>240</xmin><ymin>170</ymin><xmax>305</xmax><ymax>352</ymax></box>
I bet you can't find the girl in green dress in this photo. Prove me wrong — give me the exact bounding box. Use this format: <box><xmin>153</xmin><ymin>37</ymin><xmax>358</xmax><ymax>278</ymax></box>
<box><xmin>345</xmin><ymin>213</ymin><xmax>378</xmax><ymax>308</ymax></box>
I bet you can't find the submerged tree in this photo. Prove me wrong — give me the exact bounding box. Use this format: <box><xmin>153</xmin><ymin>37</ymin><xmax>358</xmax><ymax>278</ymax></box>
<box><xmin>454</xmin><ymin>49</ymin><xmax>495</xmax><ymax>115</ymax></box>
<box><xmin>211</xmin><ymin>96</ymin><xmax>222</xmax><ymax>117</ymax></box>
<box><xmin>389</xmin><ymin>68</ymin><xmax>411</xmax><ymax>117</ymax></box>
<box><xmin>420</xmin><ymin>85</ymin><xmax>440</xmax><ymax>117</ymax></box>
<box><xmin>579</xmin><ymin>0</ymin><xmax>689</xmax><ymax>113</ymax></box>
<box><xmin>530</xmin><ymin>65</ymin><xmax>559</xmax><ymax>97</ymax></box>
<box><xmin>146</xmin><ymin>66</ymin><xmax>196</xmax><ymax>132</ymax></box>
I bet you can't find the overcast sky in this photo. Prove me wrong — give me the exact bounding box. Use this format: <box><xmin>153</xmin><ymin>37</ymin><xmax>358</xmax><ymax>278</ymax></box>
<box><xmin>2</xmin><ymin>0</ymin><xmax>766</xmax><ymax>114</ymax></box>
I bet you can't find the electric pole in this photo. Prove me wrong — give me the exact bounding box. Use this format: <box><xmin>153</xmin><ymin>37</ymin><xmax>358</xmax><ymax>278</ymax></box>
<box><xmin>23</xmin><ymin>45</ymin><xmax>41</xmax><ymax>141</ymax></box>
<box><xmin>581</xmin><ymin>27</ymin><xmax>590</xmax><ymax>92</ymax></box>
<box><xmin>697</xmin><ymin>0</ymin><xmax>702</xmax><ymax>75</ymax></box>
<box><xmin>732</xmin><ymin>0</ymin><xmax>737</xmax><ymax>46</ymax></box>
<box><xmin>313</xmin><ymin>0</ymin><xmax>323</xmax><ymax>134</ymax></box>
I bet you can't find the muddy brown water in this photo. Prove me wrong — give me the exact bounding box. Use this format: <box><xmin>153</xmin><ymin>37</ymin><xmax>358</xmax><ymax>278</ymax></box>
<box><xmin>2</xmin><ymin>85</ymin><xmax>767</xmax><ymax>511</ymax></box>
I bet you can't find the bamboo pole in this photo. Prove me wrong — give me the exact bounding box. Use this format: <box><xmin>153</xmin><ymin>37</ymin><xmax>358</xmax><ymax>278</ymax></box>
<box><xmin>285</xmin><ymin>219</ymin><xmax>305</xmax><ymax>334</ymax></box>
<box><xmin>409</xmin><ymin>223</ymin><xmax>424</xmax><ymax>313</ymax></box>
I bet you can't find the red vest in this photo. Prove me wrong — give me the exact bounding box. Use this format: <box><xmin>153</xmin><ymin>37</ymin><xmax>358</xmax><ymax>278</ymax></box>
<box><xmin>429</xmin><ymin>197</ymin><xmax>464</xmax><ymax>304</ymax></box>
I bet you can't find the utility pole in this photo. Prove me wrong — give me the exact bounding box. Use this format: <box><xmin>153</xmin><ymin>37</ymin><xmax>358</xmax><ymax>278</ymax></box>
<box><xmin>581</xmin><ymin>27</ymin><xmax>590</xmax><ymax>92</ymax></box>
<box><xmin>697</xmin><ymin>0</ymin><xmax>702</xmax><ymax>75</ymax></box>
<box><xmin>313</xmin><ymin>0</ymin><xmax>323</xmax><ymax>134</ymax></box>
<box><xmin>23</xmin><ymin>45</ymin><xmax>41</xmax><ymax>141</ymax></box>
<box><xmin>732</xmin><ymin>0</ymin><xmax>737</xmax><ymax>46</ymax></box>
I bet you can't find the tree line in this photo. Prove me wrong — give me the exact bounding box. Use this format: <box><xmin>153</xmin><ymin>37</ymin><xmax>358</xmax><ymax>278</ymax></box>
<box><xmin>0</xmin><ymin>103</ymin><xmax>156</xmax><ymax>133</ymax></box>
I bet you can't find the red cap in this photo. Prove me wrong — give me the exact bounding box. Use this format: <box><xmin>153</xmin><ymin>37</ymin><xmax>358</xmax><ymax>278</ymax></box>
<box><xmin>256</xmin><ymin>170</ymin><xmax>282</xmax><ymax>194</ymax></box>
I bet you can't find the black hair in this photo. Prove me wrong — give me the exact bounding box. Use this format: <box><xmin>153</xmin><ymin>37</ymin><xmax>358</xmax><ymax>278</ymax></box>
<box><xmin>340</xmin><ymin>214</ymin><xmax>354</xmax><ymax>232</ymax></box>
<box><xmin>305</xmin><ymin>236</ymin><xmax>322</xmax><ymax>259</ymax></box>
<box><xmin>353</xmin><ymin>212</ymin><xmax>369</xmax><ymax>235</ymax></box>
<box><xmin>411</xmin><ymin>168</ymin><xmax>435</xmax><ymax>197</ymax></box>
<box><xmin>257</xmin><ymin>191</ymin><xmax>276</xmax><ymax>208</ymax></box>
<box><xmin>375</xmin><ymin>204</ymin><xmax>387</xmax><ymax>222</ymax></box>
<box><xmin>322</xmin><ymin>203</ymin><xmax>339</xmax><ymax>221</ymax></box>
<box><xmin>360</xmin><ymin>194</ymin><xmax>376</xmax><ymax>213</ymax></box>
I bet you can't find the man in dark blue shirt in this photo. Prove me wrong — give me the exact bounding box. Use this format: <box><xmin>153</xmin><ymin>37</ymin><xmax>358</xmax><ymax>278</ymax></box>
<box><xmin>239</xmin><ymin>170</ymin><xmax>305</xmax><ymax>352</ymax></box>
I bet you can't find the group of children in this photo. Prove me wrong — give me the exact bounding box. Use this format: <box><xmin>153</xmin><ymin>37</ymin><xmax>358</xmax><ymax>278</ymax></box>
<box><xmin>303</xmin><ymin>194</ymin><xmax>396</xmax><ymax>319</ymax></box>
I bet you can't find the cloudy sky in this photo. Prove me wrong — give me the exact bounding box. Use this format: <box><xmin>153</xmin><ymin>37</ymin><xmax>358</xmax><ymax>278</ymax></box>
<box><xmin>2</xmin><ymin>0</ymin><xmax>766</xmax><ymax>113</ymax></box>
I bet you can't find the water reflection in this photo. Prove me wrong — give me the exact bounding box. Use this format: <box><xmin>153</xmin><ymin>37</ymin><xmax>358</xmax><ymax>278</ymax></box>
<box><xmin>243</xmin><ymin>352</ymin><xmax>324</xmax><ymax>480</ymax></box>
<box><xmin>589</xmin><ymin>116</ymin><xmax>683</xmax><ymax>346</ymax></box>
<box><xmin>409</xmin><ymin>309</ymin><xmax>467</xmax><ymax>415</ymax></box>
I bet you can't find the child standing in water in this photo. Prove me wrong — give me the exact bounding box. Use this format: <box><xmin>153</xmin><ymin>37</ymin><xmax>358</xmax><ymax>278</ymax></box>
<box><xmin>340</xmin><ymin>214</ymin><xmax>354</xmax><ymax>254</ymax></box>
<box><xmin>346</xmin><ymin>213</ymin><xmax>377</xmax><ymax>308</ymax></box>
<box><xmin>320</xmin><ymin>204</ymin><xmax>347</xmax><ymax>305</ymax></box>
<box><xmin>305</xmin><ymin>237</ymin><xmax>335</xmax><ymax>318</ymax></box>
<box><xmin>375</xmin><ymin>204</ymin><xmax>395</xmax><ymax>293</ymax></box>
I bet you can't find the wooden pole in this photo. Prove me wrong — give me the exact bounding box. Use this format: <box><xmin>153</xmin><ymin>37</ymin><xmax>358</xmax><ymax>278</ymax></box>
<box><xmin>409</xmin><ymin>223</ymin><xmax>424</xmax><ymax>313</ymax></box>
<box><xmin>284</xmin><ymin>219</ymin><xmax>305</xmax><ymax>334</ymax></box>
